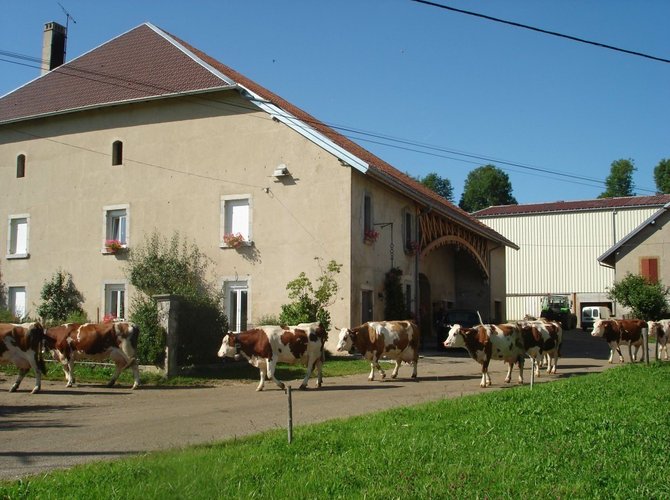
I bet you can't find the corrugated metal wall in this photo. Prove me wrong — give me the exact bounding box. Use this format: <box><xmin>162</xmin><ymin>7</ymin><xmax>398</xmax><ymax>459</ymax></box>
<box><xmin>480</xmin><ymin>207</ymin><xmax>659</xmax><ymax>320</ymax></box>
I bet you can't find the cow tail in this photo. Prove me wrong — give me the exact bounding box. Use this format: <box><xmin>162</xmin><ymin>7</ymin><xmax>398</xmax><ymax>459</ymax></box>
<box><xmin>36</xmin><ymin>328</ymin><xmax>48</xmax><ymax>375</ymax></box>
<box><xmin>129</xmin><ymin>323</ymin><xmax>140</xmax><ymax>350</ymax></box>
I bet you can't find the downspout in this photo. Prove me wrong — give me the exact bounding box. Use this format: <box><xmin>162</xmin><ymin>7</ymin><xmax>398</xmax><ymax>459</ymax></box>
<box><xmin>611</xmin><ymin>208</ymin><xmax>617</xmax><ymax>316</ymax></box>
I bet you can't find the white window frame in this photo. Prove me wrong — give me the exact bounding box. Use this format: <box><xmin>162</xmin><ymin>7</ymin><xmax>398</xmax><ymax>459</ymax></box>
<box><xmin>8</xmin><ymin>285</ymin><xmax>27</xmax><ymax>319</ymax></box>
<box><xmin>220</xmin><ymin>195</ymin><xmax>252</xmax><ymax>248</ymax></box>
<box><xmin>103</xmin><ymin>282</ymin><xmax>127</xmax><ymax>321</ymax></box>
<box><xmin>6</xmin><ymin>214</ymin><xmax>30</xmax><ymax>259</ymax></box>
<box><xmin>102</xmin><ymin>204</ymin><xmax>129</xmax><ymax>253</ymax></box>
<box><xmin>223</xmin><ymin>278</ymin><xmax>249</xmax><ymax>332</ymax></box>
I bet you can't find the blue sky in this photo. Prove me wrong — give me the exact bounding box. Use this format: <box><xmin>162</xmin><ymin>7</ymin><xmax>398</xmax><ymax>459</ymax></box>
<box><xmin>1</xmin><ymin>0</ymin><xmax>668</xmax><ymax>204</ymax></box>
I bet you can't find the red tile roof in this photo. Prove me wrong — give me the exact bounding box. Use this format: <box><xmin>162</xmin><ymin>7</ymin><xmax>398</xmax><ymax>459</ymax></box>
<box><xmin>0</xmin><ymin>23</ymin><xmax>513</xmax><ymax>247</ymax></box>
<box><xmin>473</xmin><ymin>194</ymin><xmax>670</xmax><ymax>217</ymax></box>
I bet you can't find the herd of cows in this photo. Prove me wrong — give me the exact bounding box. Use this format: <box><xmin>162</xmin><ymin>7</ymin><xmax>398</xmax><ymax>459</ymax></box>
<box><xmin>1</xmin><ymin>315</ymin><xmax>669</xmax><ymax>394</ymax></box>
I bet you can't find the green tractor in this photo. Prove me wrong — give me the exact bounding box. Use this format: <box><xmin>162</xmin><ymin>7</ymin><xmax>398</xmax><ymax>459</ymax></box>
<box><xmin>540</xmin><ymin>295</ymin><xmax>578</xmax><ymax>330</ymax></box>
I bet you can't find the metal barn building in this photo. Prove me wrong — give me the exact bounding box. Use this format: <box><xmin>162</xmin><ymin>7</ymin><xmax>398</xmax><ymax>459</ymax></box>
<box><xmin>473</xmin><ymin>195</ymin><xmax>670</xmax><ymax>323</ymax></box>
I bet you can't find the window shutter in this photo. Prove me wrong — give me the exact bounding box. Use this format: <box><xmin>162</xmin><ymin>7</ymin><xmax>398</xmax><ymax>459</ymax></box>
<box><xmin>641</xmin><ymin>258</ymin><xmax>659</xmax><ymax>283</ymax></box>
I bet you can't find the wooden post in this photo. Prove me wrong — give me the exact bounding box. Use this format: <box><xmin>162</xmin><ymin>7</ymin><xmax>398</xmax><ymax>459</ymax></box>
<box><xmin>644</xmin><ymin>327</ymin><xmax>649</xmax><ymax>365</ymax></box>
<box><xmin>287</xmin><ymin>386</ymin><xmax>293</xmax><ymax>444</ymax></box>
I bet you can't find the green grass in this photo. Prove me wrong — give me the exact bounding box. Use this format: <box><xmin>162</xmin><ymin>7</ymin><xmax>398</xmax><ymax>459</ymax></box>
<box><xmin>2</xmin><ymin>362</ymin><xmax>669</xmax><ymax>498</ymax></box>
<box><xmin>0</xmin><ymin>356</ymin><xmax>374</xmax><ymax>388</ymax></box>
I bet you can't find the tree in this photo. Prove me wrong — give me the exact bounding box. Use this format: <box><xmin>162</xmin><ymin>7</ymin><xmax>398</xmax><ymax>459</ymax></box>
<box><xmin>126</xmin><ymin>231</ymin><xmax>227</xmax><ymax>365</ymax></box>
<box><xmin>599</xmin><ymin>158</ymin><xmax>636</xmax><ymax>198</ymax></box>
<box><xmin>419</xmin><ymin>172</ymin><xmax>454</xmax><ymax>202</ymax></box>
<box><xmin>279</xmin><ymin>259</ymin><xmax>342</xmax><ymax>331</ymax></box>
<box><xmin>653</xmin><ymin>158</ymin><xmax>670</xmax><ymax>194</ymax></box>
<box><xmin>458</xmin><ymin>164</ymin><xmax>517</xmax><ymax>213</ymax></box>
<box><xmin>36</xmin><ymin>270</ymin><xmax>85</xmax><ymax>325</ymax></box>
<box><xmin>607</xmin><ymin>273</ymin><xmax>669</xmax><ymax>320</ymax></box>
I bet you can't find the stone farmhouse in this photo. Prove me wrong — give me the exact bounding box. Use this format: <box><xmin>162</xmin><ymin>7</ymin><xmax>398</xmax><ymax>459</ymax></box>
<box><xmin>0</xmin><ymin>22</ymin><xmax>516</xmax><ymax>350</ymax></box>
<box><xmin>474</xmin><ymin>194</ymin><xmax>670</xmax><ymax>324</ymax></box>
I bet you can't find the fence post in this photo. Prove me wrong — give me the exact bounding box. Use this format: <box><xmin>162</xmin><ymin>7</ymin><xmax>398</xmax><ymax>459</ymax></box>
<box><xmin>154</xmin><ymin>294</ymin><xmax>180</xmax><ymax>378</ymax></box>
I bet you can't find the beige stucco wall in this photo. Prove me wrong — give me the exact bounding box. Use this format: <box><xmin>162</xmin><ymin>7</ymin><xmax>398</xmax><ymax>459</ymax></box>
<box><xmin>1</xmin><ymin>88</ymin><xmax>508</xmax><ymax>354</ymax></box>
<box><xmin>0</xmin><ymin>91</ymin><xmax>353</xmax><ymax>346</ymax></box>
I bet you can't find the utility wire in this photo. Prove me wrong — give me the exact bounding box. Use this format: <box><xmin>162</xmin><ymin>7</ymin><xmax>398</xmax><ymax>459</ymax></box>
<box><xmin>412</xmin><ymin>0</ymin><xmax>670</xmax><ymax>64</ymax></box>
<box><xmin>0</xmin><ymin>49</ymin><xmax>659</xmax><ymax>194</ymax></box>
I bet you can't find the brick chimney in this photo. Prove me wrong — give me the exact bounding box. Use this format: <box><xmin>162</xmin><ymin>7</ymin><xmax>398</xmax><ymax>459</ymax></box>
<box><xmin>41</xmin><ymin>22</ymin><xmax>67</xmax><ymax>75</ymax></box>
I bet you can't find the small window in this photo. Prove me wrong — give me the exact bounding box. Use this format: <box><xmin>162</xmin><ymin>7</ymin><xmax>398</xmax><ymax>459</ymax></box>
<box><xmin>221</xmin><ymin>195</ymin><xmax>251</xmax><ymax>247</ymax></box>
<box><xmin>641</xmin><ymin>257</ymin><xmax>659</xmax><ymax>283</ymax></box>
<box><xmin>112</xmin><ymin>141</ymin><xmax>123</xmax><ymax>166</ymax></box>
<box><xmin>7</xmin><ymin>215</ymin><xmax>29</xmax><ymax>258</ymax></box>
<box><xmin>8</xmin><ymin>286</ymin><xmax>27</xmax><ymax>319</ymax></box>
<box><xmin>225</xmin><ymin>281</ymin><xmax>248</xmax><ymax>332</ymax></box>
<box><xmin>17</xmin><ymin>154</ymin><xmax>26</xmax><ymax>178</ymax></box>
<box><xmin>105</xmin><ymin>283</ymin><xmax>126</xmax><ymax>320</ymax></box>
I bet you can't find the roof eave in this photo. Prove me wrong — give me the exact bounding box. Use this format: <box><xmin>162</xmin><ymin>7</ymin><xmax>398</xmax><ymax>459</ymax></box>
<box><xmin>0</xmin><ymin>85</ymin><xmax>240</xmax><ymax>126</ymax></box>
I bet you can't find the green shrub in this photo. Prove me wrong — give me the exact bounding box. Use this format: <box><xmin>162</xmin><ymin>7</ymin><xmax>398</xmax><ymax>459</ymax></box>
<box><xmin>125</xmin><ymin>231</ymin><xmax>227</xmax><ymax>367</ymax></box>
<box><xmin>130</xmin><ymin>297</ymin><xmax>165</xmax><ymax>366</ymax></box>
<box><xmin>279</xmin><ymin>259</ymin><xmax>341</xmax><ymax>331</ymax></box>
<box><xmin>65</xmin><ymin>310</ymin><xmax>89</xmax><ymax>324</ymax></box>
<box><xmin>255</xmin><ymin>314</ymin><xmax>281</xmax><ymax>326</ymax></box>
<box><xmin>36</xmin><ymin>270</ymin><xmax>85</xmax><ymax>326</ymax></box>
<box><xmin>0</xmin><ymin>307</ymin><xmax>16</xmax><ymax>322</ymax></box>
<box><xmin>608</xmin><ymin>273</ymin><xmax>670</xmax><ymax>319</ymax></box>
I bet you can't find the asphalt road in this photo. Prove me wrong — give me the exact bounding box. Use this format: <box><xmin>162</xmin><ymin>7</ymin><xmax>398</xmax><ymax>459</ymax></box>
<box><xmin>0</xmin><ymin>330</ymin><xmax>631</xmax><ymax>481</ymax></box>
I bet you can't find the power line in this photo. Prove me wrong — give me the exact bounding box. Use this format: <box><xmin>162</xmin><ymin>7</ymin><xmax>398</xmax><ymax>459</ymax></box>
<box><xmin>412</xmin><ymin>0</ymin><xmax>670</xmax><ymax>64</ymax></box>
<box><xmin>0</xmin><ymin>49</ymin><xmax>659</xmax><ymax>194</ymax></box>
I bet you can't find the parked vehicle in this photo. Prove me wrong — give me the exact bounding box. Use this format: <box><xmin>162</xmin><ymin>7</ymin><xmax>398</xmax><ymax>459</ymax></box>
<box><xmin>581</xmin><ymin>306</ymin><xmax>611</xmax><ymax>331</ymax></box>
<box><xmin>436</xmin><ymin>309</ymin><xmax>481</xmax><ymax>349</ymax></box>
<box><xmin>540</xmin><ymin>294</ymin><xmax>578</xmax><ymax>330</ymax></box>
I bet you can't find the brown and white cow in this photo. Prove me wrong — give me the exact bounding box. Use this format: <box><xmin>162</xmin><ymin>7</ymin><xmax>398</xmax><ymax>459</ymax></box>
<box><xmin>336</xmin><ymin>320</ymin><xmax>420</xmax><ymax>381</ymax></box>
<box><xmin>591</xmin><ymin>318</ymin><xmax>647</xmax><ymax>363</ymax></box>
<box><xmin>218</xmin><ymin>322</ymin><xmax>327</xmax><ymax>391</ymax></box>
<box><xmin>45</xmin><ymin>322</ymin><xmax>141</xmax><ymax>389</ymax></box>
<box><xmin>517</xmin><ymin>319</ymin><xmax>563</xmax><ymax>376</ymax></box>
<box><xmin>647</xmin><ymin>319</ymin><xmax>670</xmax><ymax>361</ymax></box>
<box><xmin>444</xmin><ymin>323</ymin><xmax>525</xmax><ymax>388</ymax></box>
<box><xmin>0</xmin><ymin>322</ymin><xmax>47</xmax><ymax>393</ymax></box>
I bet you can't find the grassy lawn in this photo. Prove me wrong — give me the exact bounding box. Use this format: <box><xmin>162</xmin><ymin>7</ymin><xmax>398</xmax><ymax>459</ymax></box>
<box><xmin>2</xmin><ymin>362</ymin><xmax>669</xmax><ymax>498</ymax></box>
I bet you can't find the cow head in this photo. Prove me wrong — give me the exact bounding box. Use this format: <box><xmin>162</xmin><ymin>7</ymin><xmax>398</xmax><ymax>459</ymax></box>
<box><xmin>218</xmin><ymin>332</ymin><xmax>242</xmax><ymax>360</ymax></box>
<box><xmin>591</xmin><ymin>319</ymin><xmax>606</xmax><ymax>337</ymax></box>
<box><xmin>336</xmin><ymin>328</ymin><xmax>355</xmax><ymax>352</ymax></box>
<box><xmin>443</xmin><ymin>324</ymin><xmax>466</xmax><ymax>348</ymax></box>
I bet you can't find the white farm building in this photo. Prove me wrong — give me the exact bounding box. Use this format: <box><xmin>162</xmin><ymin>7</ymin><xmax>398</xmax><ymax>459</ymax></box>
<box><xmin>473</xmin><ymin>195</ymin><xmax>670</xmax><ymax>325</ymax></box>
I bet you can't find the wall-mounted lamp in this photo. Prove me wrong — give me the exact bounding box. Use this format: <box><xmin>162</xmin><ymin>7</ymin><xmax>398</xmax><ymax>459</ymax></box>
<box><xmin>273</xmin><ymin>164</ymin><xmax>289</xmax><ymax>178</ymax></box>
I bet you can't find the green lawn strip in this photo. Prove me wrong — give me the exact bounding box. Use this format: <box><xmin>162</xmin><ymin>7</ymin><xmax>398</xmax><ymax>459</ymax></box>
<box><xmin>0</xmin><ymin>357</ymin><xmax>374</xmax><ymax>387</ymax></box>
<box><xmin>2</xmin><ymin>363</ymin><xmax>669</xmax><ymax>498</ymax></box>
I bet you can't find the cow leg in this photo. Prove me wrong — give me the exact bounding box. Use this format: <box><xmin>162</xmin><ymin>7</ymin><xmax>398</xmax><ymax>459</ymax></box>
<box><xmin>256</xmin><ymin>363</ymin><xmax>267</xmax><ymax>391</ymax></box>
<box><xmin>315</xmin><ymin>358</ymin><xmax>323</xmax><ymax>388</ymax></box>
<box><xmin>9</xmin><ymin>368</ymin><xmax>28</xmax><ymax>392</ymax></box>
<box><xmin>29</xmin><ymin>355</ymin><xmax>42</xmax><ymax>394</ymax></box>
<box><xmin>481</xmin><ymin>361</ymin><xmax>491</xmax><ymax>387</ymax></box>
<box><xmin>66</xmin><ymin>357</ymin><xmax>76</xmax><ymax>387</ymax></box>
<box><xmin>368</xmin><ymin>360</ymin><xmax>376</xmax><ymax>381</ymax></box>
<box><xmin>299</xmin><ymin>357</ymin><xmax>317</xmax><ymax>390</ymax></box>
<box><xmin>391</xmin><ymin>359</ymin><xmax>402</xmax><ymax>379</ymax></box>
<box><xmin>628</xmin><ymin>343</ymin><xmax>634</xmax><ymax>363</ymax></box>
<box><xmin>410</xmin><ymin>356</ymin><xmax>418</xmax><ymax>378</ymax></box>
<box><xmin>504</xmin><ymin>362</ymin><xmax>513</xmax><ymax>383</ymax></box>
<box><xmin>517</xmin><ymin>357</ymin><xmax>524</xmax><ymax>385</ymax></box>
<box><xmin>267</xmin><ymin>359</ymin><xmax>285</xmax><ymax>391</ymax></box>
<box><xmin>130</xmin><ymin>359</ymin><xmax>141</xmax><ymax>390</ymax></box>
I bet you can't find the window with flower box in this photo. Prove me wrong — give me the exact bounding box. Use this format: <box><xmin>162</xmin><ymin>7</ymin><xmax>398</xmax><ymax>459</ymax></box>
<box><xmin>103</xmin><ymin>204</ymin><xmax>128</xmax><ymax>253</ymax></box>
<box><xmin>221</xmin><ymin>195</ymin><xmax>252</xmax><ymax>248</ymax></box>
